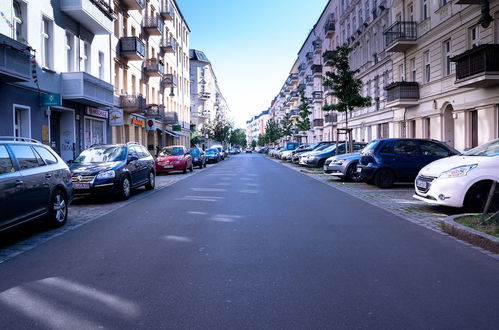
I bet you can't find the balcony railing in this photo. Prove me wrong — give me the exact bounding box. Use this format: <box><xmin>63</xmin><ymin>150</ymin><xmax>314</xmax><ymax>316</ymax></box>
<box><xmin>290</xmin><ymin>90</ymin><xmax>299</xmax><ymax>101</ymax></box>
<box><xmin>324</xmin><ymin>112</ymin><xmax>337</xmax><ymax>124</ymax></box>
<box><xmin>160</xmin><ymin>38</ymin><xmax>177</xmax><ymax>53</ymax></box>
<box><xmin>313</xmin><ymin>119</ymin><xmax>324</xmax><ymax>127</ymax></box>
<box><xmin>298</xmin><ymin>83</ymin><xmax>306</xmax><ymax>90</ymax></box>
<box><xmin>313</xmin><ymin>39</ymin><xmax>322</xmax><ymax>53</ymax></box>
<box><xmin>162</xmin><ymin>74</ymin><xmax>178</xmax><ymax>88</ymax></box>
<box><xmin>120</xmin><ymin>94</ymin><xmax>146</xmax><ymax>112</ymax></box>
<box><xmin>384</xmin><ymin>21</ymin><xmax>417</xmax><ymax>52</ymax></box>
<box><xmin>385</xmin><ymin>81</ymin><xmax>419</xmax><ymax>107</ymax></box>
<box><xmin>306</xmin><ymin>76</ymin><xmax>313</xmax><ymax>85</ymax></box>
<box><xmin>61</xmin><ymin>0</ymin><xmax>114</xmax><ymax>34</ymax></box>
<box><xmin>311</xmin><ymin>64</ymin><xmax>323</xmax><ymax>76</ymax></box>
<box><xmin>143</xmin><ymin>58</ymin><xmax>164</xmax><ymax>76</ymax></box>
<box><xmin>306</xmin><ymin>52</ymin><xmax>314</xmax><ymax>63</ymax></box>
<box><xmin>164</xmin><ymin>111</ymin><xmax>179</xmax><ymax>124</ymax></box>
<box><xmin>121</xmin><ymin>0</ymin><xmax>145</xmax><ymax>10</ymax></box>
<box><xmin>119</xmin><ymin>37</ymin><xmax>145</xmax><ymax>60</ymax></box>
<box><xmin>0</xmin><ymin>34</ymin><xmax>31</xmax><ymax>82</ymax></box>
<box><xmin>142</xmin><ymin>15</ymin><xmax>164</xmax><ymax>36</ymax></box>
<box><xmin>324</xmin><ymin>20</ymin><xmax>336</xmax><ymax>38</ymax></box>
<box><xmin>146</xmin><ymin>105</ymin><xmax>165</xmax><ymax>120</ymax></box>
<box><xmin>160</xmin><ymin>0</ymin><xmax>175</xmax><ymax>20</ymax></box>
<box><xmin>451</xmin><ymin>44</ymin><xmax>499</xmax><ymax>88</ymax></box>
<box><xmin>61</xmin><ymin>72</ymin><xmax>114</xmax><ymax>107</ymax></box>
<box><xmin>312</xmin><ymin>91</ymin><xmax>323</xmax><ymax>102</ymax></box>
<box><xmin>290</xmin><ymin>109</ymin><xmax>300</xmax><ymax>118</ymax></box>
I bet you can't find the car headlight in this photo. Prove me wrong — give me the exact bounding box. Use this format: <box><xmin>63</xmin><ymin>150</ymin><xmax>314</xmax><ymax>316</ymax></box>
<box><xmin>171</xmin><ymin>161</ymin><xmax>180</xmax><ymax>165</ymax></box>
<box><xmin>439</xmin><ymin>164</ymin><xmax>478</xmax><ymax>179</ymax></box>
<box><xmin>96</xmin><ymin>170</ymin><xmax>115</xmax><ymax>180</ymax></box>
<box><xmin>332</xmin><ymin>159</ymin><xmax>344</xmax><ymax>165</ymax></box>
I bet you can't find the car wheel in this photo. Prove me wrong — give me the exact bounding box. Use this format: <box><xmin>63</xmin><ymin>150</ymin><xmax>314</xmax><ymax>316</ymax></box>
<box><xmin>189</xmin><ymin>163</ymin><xmax>194</xmax><ymax>172</ymax></box>
<box><xmin>183</xmin><ymin>165</ymin><xmax>187</xmax><ymax>174</ymax></box>
<box><xmin>145</xmin><ymin>171</ymin><xmax>155</xmax><ymax>190</ymax></box>
<box><xmin>119</xmin><ymin>176</ymin><xmax>131</xmax><ymax>200</ymax></box>
<box><xmin>374</xmin><ymin>168</ymin><xmax>395</xmax><ymax>189</ymax></box>
<box><xmin>47</xmin><ymin>189</ymin><xmax>68</xmax><ymax>227</ymax></box>
<box><xmin>317</xmin><ymin>159</ymin><xmax>326</xmax><ymax>168</ymax></box>
<box><xmin>345</xmin><ymin>163</ymin><xmax>362</xmax><ymax>182</ymax></box>
<box><xmin>204</xmin><ymin>162</ymin><xmax>207</xmax><ymax>168</ymax></box>
<box><xmin>464</xmin><ymin>181</ymin><xmax>493</xmax><ymax>213</ymax></box>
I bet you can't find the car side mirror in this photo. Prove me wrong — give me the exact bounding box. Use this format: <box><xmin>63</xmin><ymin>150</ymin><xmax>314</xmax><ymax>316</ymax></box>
<box><xmin>66</xmin><ymin>159</ymin><xmax>74</xmax><ymax>164</ymax></box>
<box><xmin>128</xmin><ymin>156</ymin><xmax>139</xmax><ymax>163</ymax></box>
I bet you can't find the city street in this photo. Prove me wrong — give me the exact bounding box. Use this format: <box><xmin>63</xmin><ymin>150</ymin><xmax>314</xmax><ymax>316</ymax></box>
<box><xmin>0</xmin><ymin>154</ymin><xmax>498</xmax><ymax>329</ymax></box>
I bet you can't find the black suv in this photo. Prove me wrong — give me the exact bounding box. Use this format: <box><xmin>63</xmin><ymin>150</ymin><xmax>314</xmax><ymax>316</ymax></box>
<box><xmin>0</xmin><ymin>137</ymin><xmax>73</xmax><ymax>231</ymax></box>
<box><xmin>69</xmin><ymin>143</ymin><xmax>155</xmax><ymax>200</ymax></box>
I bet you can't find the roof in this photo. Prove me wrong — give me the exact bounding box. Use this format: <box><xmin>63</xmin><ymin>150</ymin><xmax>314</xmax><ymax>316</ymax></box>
<box><xmin>189</xmin><ymin>49</ymin><xmax>210</xmax><ymax>62</ymax></box>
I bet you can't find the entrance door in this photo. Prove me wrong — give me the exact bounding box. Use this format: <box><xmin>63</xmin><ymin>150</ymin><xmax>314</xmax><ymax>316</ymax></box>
<box><xmin>50</xmin><ymin>111</ymin><xmax>61</xmax><ymax>155</ymax></box>
<box><xmin>59</xmin><ymin>111</ymin><xmax>75</xmax><ymax>161</ymax></box>
<box><xmin>443</xmin><ymin>105</ymin><xmax>454</xmax><ymax>147</ymax></box>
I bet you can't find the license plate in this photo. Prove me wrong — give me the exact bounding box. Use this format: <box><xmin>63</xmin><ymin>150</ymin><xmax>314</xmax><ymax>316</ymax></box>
<box><xmin>163</xmin><ymin>165</ymin><xmax>174</xmax><ymax>169</ymax></box>
<box><xmin>416</xmin><ymin>179</ymin><xmax>427</xmax><ymax>189</ymax></box>
<box><xmin>73</xmin><ymin>183</ymin><xmax>90</xmax><ymax>189</ymax></box>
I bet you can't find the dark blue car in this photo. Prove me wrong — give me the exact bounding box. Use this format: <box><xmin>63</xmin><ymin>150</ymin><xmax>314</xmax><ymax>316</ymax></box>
<box><xmin>357</xmin><ymin>139</ymin><xmax>459</xmax><ymax>188</ymax></box>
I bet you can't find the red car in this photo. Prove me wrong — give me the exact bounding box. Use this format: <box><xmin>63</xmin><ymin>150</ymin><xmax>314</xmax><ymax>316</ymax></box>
<box><xmin>155</xmin><ymin>146</ymin><xmax>194</xmax><ymax>174</ymax></box>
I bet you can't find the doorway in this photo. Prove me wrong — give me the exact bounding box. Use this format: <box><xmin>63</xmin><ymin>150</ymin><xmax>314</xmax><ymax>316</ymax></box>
<box><xmin>443</xmin><ymin>104</ymin><xmax>455</xmax><ymax>147</ymax></box>
<box><xmin>50</xmin><ymin>108</ymin><xmax>75</xmax><ymax>162</ymax></box>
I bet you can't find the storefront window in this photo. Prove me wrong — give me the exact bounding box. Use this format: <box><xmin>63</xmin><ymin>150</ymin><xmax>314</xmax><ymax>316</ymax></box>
<box><xmin>84</xmin><ymin>118</ymin><xmax>106</xmax><ymax>148</ymax></box>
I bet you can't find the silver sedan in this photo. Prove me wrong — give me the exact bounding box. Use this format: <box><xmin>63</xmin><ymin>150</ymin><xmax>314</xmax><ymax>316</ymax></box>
<box><xmin>323</xmin><ymin>152</ymin><xmax>363</xmax><ymax>181</ymax></box>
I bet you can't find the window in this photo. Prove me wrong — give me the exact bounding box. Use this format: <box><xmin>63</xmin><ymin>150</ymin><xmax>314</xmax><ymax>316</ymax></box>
<box><xmin>82</xmin><ymin>42</ymin><xmax>91</xmax><ymax>74</ymax></box>
<box><xmin>420</xmin><ymin>141</ymin><xmax>450</xmax><ymax>157</ymax></box>
<box><xmin>470</xmin><ymin>25</ymin><xmax>480</xmax><ymax>47</ymax></box>
<box><xmin>14</xmin><ymin>106</ymin><xmax>30</xmax><ymax>138</ymax></box>
<box><xmin>470</xmin><ymin>110</ymin><xmax>478</xmax><ymax>148</ymax></box>
<box><xmin>13</xmin><ymin>0</ymin><xmax>24</xmax><ymax>42</ymax></box>
<box><xmin>399</xmin><ymin>64</ymin><xmax>404</xmax><ymax>81</ymax></box>
<box><xmin>423</xmin><ymin>51</ymin><xmax>430</xmax><ymax>83</ymax></box>
<box><xmin>41</xmin><ymin>18</ymin><xmax>52</xmax><ymax>68</ymax></box>
<box><xmin>393</xmin><ymin>140</ymin><xmax>418</xmax><ymax>155</ymax></box>
<box><xmin>9</xmin><ymin>145</ymin><xmax>40</xmax><ymax>170</ymax></box>
<box><xmin>98</xmin><ymin>52</ymin><xmax>104</xmax><ymax>79</ymax></box>
<box><xmin>443</xmin><ymin>39</ymin><xmax>452</xmax><ymax>76</ymax></box>
<box><xmin>408</xmin><ymin>3</ymin><xmax>414</xmax><ymax>21</ymax></box>
<box><xmin>0</xmin><ymin>146</ymin><xmax>15</xmax><ymax>175</ymax></box>
<box><xmin>410</xmin><ymin>58</ymin><xmax>416</xmax><ymax>81</ymax></box>
<box><xmin>34</xmin><ymin>146</ymin><xmax>58</xmax><ymax>165</ymax></box>
<box><xmin>422</xmin><ymin>0</ymin><xmax>428</xmax><ymax>20</ymax></box>
<box><xmin>65</xmin><ymin>32</ymin><xmax>75</xmax><ymax>72</ymax></box>
<box><xmin>425</xmin><ymin>117</ymin><xmax>431</xmax><ymax>138</ymax></box>
<box><xmin>440</xmin><ymin>0</ymin><xmax>448</xmax><ymax>7</ymax></box>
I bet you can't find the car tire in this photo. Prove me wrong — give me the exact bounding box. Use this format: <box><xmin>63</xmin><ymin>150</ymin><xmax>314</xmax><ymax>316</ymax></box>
<box><xmin>374</xmin><ymin>168</ymin><xmax>395</xmax><ymax>189</ymax></box>
<box><xmin>464</xmin><ymin>181</ymin><xmax>494</xmax><ymax>213</ymax></box>
<box><xmin>47</xmin><ymin>189</ymin><xmax>68</xmax><ymax>227</ymax></box>
<box><xmin>317</xmin><ymin>159</ymin><xmax>326</xmax><ymax>168</ymax></box>
<box><xmin>183</xmin><ymin>165</ymin><xmax>187</xmax><ymax>174</ymax></box>
<box><xmin>119</xmin><ymin>176</ymin><xmax>131</xmax><ymax>200</ymax></box>
<box><xmin>189</xmin><ymin>163</ymin><xmax>194</xmax><ymax>172</ymax></box>
<box><xmin>145</xmin><ymin>171</ymin><xmax>155</xmax><ymax>190</ymax></box>
<box><xmin>345</xmin><ymin>163</ymin><xmax>362</xmax><ymax>182</ymax></box>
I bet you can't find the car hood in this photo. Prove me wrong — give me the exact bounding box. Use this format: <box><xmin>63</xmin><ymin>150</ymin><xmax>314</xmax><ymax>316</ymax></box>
<box><xmin>326</xmin><ymin>152</ymin><xmax>360</xmax><ymax>162</ymax></box>
<box><xmin>158</xmin><ymin>155</ymin><xmax>184</xmax><ymax>161</ymax></box>
<box><xmin>70</xmin><ymin>161</ymin><xmax>121</xmax><ymax>176</ymax></box>
<box><xmin>419</xmin><ymin>155</ymin><xmax>492</xmax><ymax>176</ymax></box>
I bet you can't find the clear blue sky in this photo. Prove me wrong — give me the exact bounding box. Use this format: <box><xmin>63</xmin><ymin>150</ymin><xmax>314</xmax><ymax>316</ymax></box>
<box><xmin>176</xmin><ymin>0</ymin><xmax>329</xmax><ymax>128</ymax></box>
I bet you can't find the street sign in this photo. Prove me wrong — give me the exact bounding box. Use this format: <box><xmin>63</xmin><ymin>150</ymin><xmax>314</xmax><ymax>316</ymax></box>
<box><xmin>41</xmin><ymin>93</ymin><xmax>61</xmax><ymax>106</ymax></box>
<box><xmin>109</xmin><ymin>108</ymin><xmax>124</xmax><ymax>126</ymax></box>
<box><xmin>172</xmin><ymin>124</ymin><xmax>181</xmax><ymax>131</ymax></box>
<box><xmin>146</xmin><ymin>119</ymin><xmax>156</xmax><ymax>131</ymax></box>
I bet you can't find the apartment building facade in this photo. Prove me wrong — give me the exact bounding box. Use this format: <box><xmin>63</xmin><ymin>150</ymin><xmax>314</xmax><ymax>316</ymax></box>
<box><xmin>246</xmin><ymin>110</ymin><xmax>269</xmax><ymax>144</ymax></box>
<box><xmin>111</xmin><ymin>0</ymin><xmax>191</xmax><ymax>152</ymax></box>
<box><xmin>0</xmin><ymin>0</ymin><xmax>114</xmax><ymax>161</ymax></box>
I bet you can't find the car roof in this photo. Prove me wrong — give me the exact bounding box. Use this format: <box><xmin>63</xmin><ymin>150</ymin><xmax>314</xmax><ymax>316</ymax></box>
<box><xmin>163</xmin><ymin>145</ymin><xmax>185</xmax><ymax>148</ymax></box>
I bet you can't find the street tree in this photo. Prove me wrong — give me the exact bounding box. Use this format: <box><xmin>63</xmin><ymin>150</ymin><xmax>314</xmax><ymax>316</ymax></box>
<box><xmin>296</xmin><ymin>89</ymin><xmax>312</xmax><ymax>132</ymax></box>
<box><xmin>280</xmin><ymin>113</ymin><xmax>293</xmax><ymax>138</ymax></box>
<box><xmin>251</xmin><ymin>140</ymin><xmax>257</xmax><ymax>148</ymax></box>
<box><xmin>322</xmin><ymin>45</ymin><xmax>371</xmax><ymax>132</ymax></box>
<box><xmin>229</xmin><ymin>128</ymin><xmax>247</xmax><ymax>147</ymax></box>
<box><xmin>257</xmin><ymin>134</ymin><xmax>266</xmax><ymax>146</ymax></box>
<box><xmin>205</xmin><ymin>113</ymin><xmax>233</xmax><ymax>144</ymax></box>
<box><xmin>265</xmin><ymin>120</ymin><xmax>281</xmax><ymax>144</ymax></box>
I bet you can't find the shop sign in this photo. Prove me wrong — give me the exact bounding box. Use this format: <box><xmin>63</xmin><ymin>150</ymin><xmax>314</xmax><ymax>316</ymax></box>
<box><xmin>109</xmin><ymin>108</ymin><xmax>124</xmax><ymax>126</ymax></box>
<box><xmin>41</xmin><ymin>93</ymin><xmax>61</xmax><ymax>106</ymax></box>
<box><xmin>86</xmin><ymin>107</ymin><xmax>108</xmax><ymax>119</ymax></box>
<box><xmin>172</xmin><ymin>124</ymin><xmax>181</xmax><ymax>131</ymax></box>
<box><xmin>130</xmin><ymin>115</ymin><xmax>145</xmax><ymax>128</ymax></box>
<box><xmin>146</xmin><ymin>118</ymin><xmax>156</xmax><ymax>131</ymax></box>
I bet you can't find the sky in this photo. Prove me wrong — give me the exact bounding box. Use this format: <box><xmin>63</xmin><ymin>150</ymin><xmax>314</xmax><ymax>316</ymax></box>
<box><xmin>176</xmin><ymin>0</ymin><xmax>329</xmax><ymax>129</ymax></box>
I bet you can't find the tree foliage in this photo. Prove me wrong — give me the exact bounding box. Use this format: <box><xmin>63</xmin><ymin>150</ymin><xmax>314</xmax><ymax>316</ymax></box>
<box><xmin>229</xmin><ymin>128</ymin><xmax>247</xmax><ymax>147</ymax></box>
<box><xmin>280</xmin><ymin>113</ymin><xmax>293</xmax><ymax>137</ymax></box>
<box><xmin>264</xmin><ymin>120</ymin><xmax>281</xmax><ymax>144</ymax></box>
<box><xmin>251</xmin><ymin>140</ymin><xmax>257</xmax><ymax>148</ymax></box>
<box><xmin>322</xmin><ymin>45</ymin><xmax>371</xmax><ymax>129</ymax></box>
<box><xmin>257</xmin><ymin>134</ymin><xmax>266</xmax><ymax>146</ymax></box>
<box><xmin>204</xmin><ymin>113</ymin><xmax>233</xmax><ymax>143</ymax></box>
<box><xmin>296</xmin><ymin>89</ymin><xmax>312</xmax><ymax>132</ymax></box>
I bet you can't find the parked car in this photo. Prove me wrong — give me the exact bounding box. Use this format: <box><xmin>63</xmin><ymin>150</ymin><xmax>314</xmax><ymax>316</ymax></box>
<box><xmin>0</xmin><ymin>137</ymin><xmax>73</xmax><ymax>231</ymax></box>
<box><xmin>70</xmin><ymin>142</ymin><xmax>155</xmax><ymax>200</ymax></box>
<box><xmin>281</xmin><ymin>144</ymin><xmax>308</xmax><ymax>161</ymax></box>
<box><xmin>212</xmin><ymin>145</ymin><xmax>225</xmax><ymax>159</ymax></box>
<box><xmin>324</xmin><ymin>152</ymin><xmax>364</xmax><ymax>181</ymax></box>
<box><xmin>301</xmin><ymin>142</ymin><xmax>366</xmax><ymax>168</ymax></box>
<box><xmin>189</xmin><ymin>148</ymin><xmax>206</xmax><ymax>169</ymax></box>
<box><xmin>293</xmin><ymin>142</ymin><xmax>336</xmax><ymax>164</ymax></box>
<box><xmin>245</xmin><ymin>147</ymin><xmax>253</xmax><ymax>153</ymax></box>
<box><xmin>155</xmin><ymin>146</ymin><xmax>193</xmax><ymax>174</ymax></box>
<box><xmin>298</xmin><ymin>143</ymin><xmax>337</xmax><ymax>165</ymax></box>
<box><xmin>205</xmin><ymin>148</ymin><xmax>222</xmax><ymax>163</ymax></box>
<box><xmin>357</xmin><ymin>139</ymin><xmax>459</xmax><ymax>188</ymax></box>
<box><xmin>258</xmin><ymin>147</ymin><xmax>268</xmax><ymax>153</ymax></box>
<box><xmin>413</xmin><ymin>138</ymin><xmax>499</xmax><ymax>212</ymax></box>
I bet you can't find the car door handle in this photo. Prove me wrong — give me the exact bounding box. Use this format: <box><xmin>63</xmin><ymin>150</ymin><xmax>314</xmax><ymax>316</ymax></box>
<box><xmin>15</xmin><ymin>180</ymin><xmax>24</xmax><ymax>186</ymax></box>
<box><xmin>45</xmin><ymin>174</ymin><xmax>52</xmax><ymax>178</ymax></box>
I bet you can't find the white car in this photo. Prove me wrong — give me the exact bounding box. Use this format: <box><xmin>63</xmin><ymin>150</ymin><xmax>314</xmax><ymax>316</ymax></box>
<box><xmin>413</xmin><ymin>139</ymin><xmax>499</xmax><ymax>212</ymax></box>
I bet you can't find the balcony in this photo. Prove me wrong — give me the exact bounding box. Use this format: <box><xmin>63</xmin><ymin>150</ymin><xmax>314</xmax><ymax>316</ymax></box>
<box><xmin>311</xmin><ymin>64</ymin><xmax>323</xmax><ymax>77</ymax></box>
<box><xmin>0</xmin><ymin>34</ymin><xmax>31</xmax><ymax>82</ymax></box>
<box><xmin>306</xmin><ymin>76</ymin><xmax>313</xmax><ymax>85</ymax></box>
<box><xmin>306</xmin><ymin>52</ymin><xmax>314</xmax><ymax>63</ymax></box>
<box><xmin>290</xmin><ymin>109</ymin><xmax>300</xmax><ymax>119</ymax></box>
<box><xmin>164</xmin><ymin>111</ymin><xmax>179</xmax><ymax>124</ymax></box>
<box><xmin>60</xmin><ymin>0</ymin><xmax>113</xmax><ymax>35</ymax></box>
<box><xmin>160</xmin><ymin>0</ymin><xmax>175</xmax><ymax>20</ymax></box>
<box><xmin>322</xmin><ymin>50</ymin><xmax>334</xmax><ymax>61</ymax></box>
<box><xmin>313</xmin><ymin>39</ymin><xmax>322</xmax><ymax>53</ymax></box>
<box><xmin>162</xmin><ymin>74</ymin><xmax>178</xmax><ymax>88</ymax></box>
<box><xmin>142</xmin><ymin>15</ymin><xmax>164</xmax><ymax>36</ymax></box>
<box><xmin>289</xmin><ymin>73</ymin><xmax>299</xmax><ymax>84</ymax></box>
<box><xmin>61</xmin><ymin>72</ymin><xmax>114</xmax><ymax>107</ymax></box>
<box><xmin>384</xmin><ymin>21</ymin><xmax>417</xmax><ymax>52</ymax></box>
<box><xmin>119</xmin><ymin>37</ymin><xmax>145</xmax><ymax>61</ymax></box>
<box><xmin>120</xmin><ymin>0</ymin><xmax>145</xmax><ymax>10</ymax></box>
<box><xmin>298</xmin><ymin>63</ymin><xmax>306</xmax><ymax>76</ymax></box>
<box><xmin>160</xmin><ymin>38</ymin><xmax>177</xmax><ymax>53</ymax></box>
<box><xmin>324</xmin><ymin>112</ymin><xmax>337</xmax><ymax>125</ymax></box>
<box><xmin>143</xmin><ymin>58</ymin><xmax>164</xmax><ymax>76</ymax></box>
<box><xmin>120</xmin><ymin>94</ymin><xmax>146</xmax><ymax>112</ymax></box>
<box><xmin>312</xmin><ymin>91</ymin><xmax>323</xmax><ymax>103</ymax></box>
<box><xmin>146</xmin><ymin>105</ymin><xmax>165</xmax><ymax>120</ymax></box>
<box><xmin>298</xmin><ymin>83</ymin><xmax>306</xmax><ymax>90</ymax></box>
<box><xmin>324</xmin><ymin>20</ymin><xmax>336</xmax><ymax>39</ymax></box>
<box><xmin>313</xmin><ymin>119</ymin><xmax>324</xmax><ymax>128</ymax></box>
<box><xmin>385</xmin><ymin>81</ymin><xmax>419</xmax><ymax>108</ymax></box>
<box><xmin>290</xmin><ymin>90</ymin><xmax>300</xmax><ymax>101</ymax></box>
<box><xmin>450</xmin><ymin>44</ymin><xmax>499</xmax><ymax>88</ymax></box>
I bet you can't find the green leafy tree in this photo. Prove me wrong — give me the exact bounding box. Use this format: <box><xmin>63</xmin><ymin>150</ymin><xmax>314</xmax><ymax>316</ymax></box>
<box><xmin>296</xmin><ymin>89</ymin><xmax>312</xmax><ymax>132</ymax></box>
<box><xmin>229</xmin><ymin>128</ymin><xmax>247</xmax><ymax>147</ymax></box>
<box><xmin>265</xmin><ymin>120</ymin><xmax>281</xmax><ymax>144</ymax></box>
<box><xmin>257</xmin><ymin>134</ymin><xmax>266</xmax><ymax>146</ymax></box>
<box><xmin>280</xmin><ymin>113</ymin><xmax>293</xmax><ymax>138</ymax></box>
<box><xmin>205</xmin><ymin>113</ymin><xmax>233</xmax><ymax>144</ymax></box>
<box><xmin>322</xmin><ymin>45</ymin><xmax>371</xmax><ymax>130</ymax></box>
<box><xmin>251</xmin><ymin>140</ymin><xmax>257</xmax><ymax>148</ymax></box>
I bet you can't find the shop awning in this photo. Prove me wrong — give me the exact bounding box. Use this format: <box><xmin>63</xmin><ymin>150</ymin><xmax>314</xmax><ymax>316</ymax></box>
<box><xmin>164</xmin><ymin>129</ymin><xmax>180</xmax><ymax>138</ymax></box>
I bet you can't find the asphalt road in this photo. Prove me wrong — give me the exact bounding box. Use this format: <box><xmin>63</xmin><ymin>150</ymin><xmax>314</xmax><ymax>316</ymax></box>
<box><xmin>0</xmin><ymin>153</ymin><xmax>498</xmax><ymax>329</ymax></box>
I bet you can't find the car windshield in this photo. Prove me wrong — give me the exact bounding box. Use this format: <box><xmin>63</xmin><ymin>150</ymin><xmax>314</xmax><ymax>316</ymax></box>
<box><xmin>464</xmin><ymin>139</ymin><xmax>499</xmax><ymax>157</ymax></box>
<box><xmin>315</xmin><ymin>144</ymin><xmax>332</xmax><ymax>152</ymax></box>
<box><xmin>160</xmin><ymin>147</ymin><xmax>184</xmax><ymax>156</ymax></box>
<box><xmin>74</xmin><ymin>146</ymin><xmax>126</xmax><ymax>164</ymax></box>
<box><xmin>361</xmin><ymin>140</ymin><xmax>379</xmax><ymax>155</ymax></box>
<box><xmin>189</xmin><ymin>149</ymin><xmax>200</xmax><ymax>156</ymax></box>
<box><xmin>206</xmin><ymin>149</ymin><xmax>217</xmax><ymax>154</ymax></box>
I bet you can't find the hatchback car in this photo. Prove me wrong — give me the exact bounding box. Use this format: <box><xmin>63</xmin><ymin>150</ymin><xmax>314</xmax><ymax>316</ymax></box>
<box><xmin>156</xmin><ymin>146</ymin><xmax>193</xmax><ymax>174</ymax></box>
<box><xmin>205</xmin><ymin>148</ymin><xmax>222</xmax><ymax>163</ymax></box>
<box><xmin>414</xmin><ymin>138</ymin><xmax>499</xmax><ymax>212</ymax></box>
<box><xmin>189</xmin><ymin>148</ymin><xmax>206</xmax><ymax>169</ymax></box>
<box><xmin>357</xmin><ymin>139</ymin><xmax>459</xmax><ymax>188</ymax></box>
<box><xmin>0</xmin><ymin>137</ymin><xmax>73</xmax><ymax>231</ymax></box>
<box><xmin>70</xmin><ymin>143</ymin><xmax>155</xmax><ymax>200</ymax></box>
